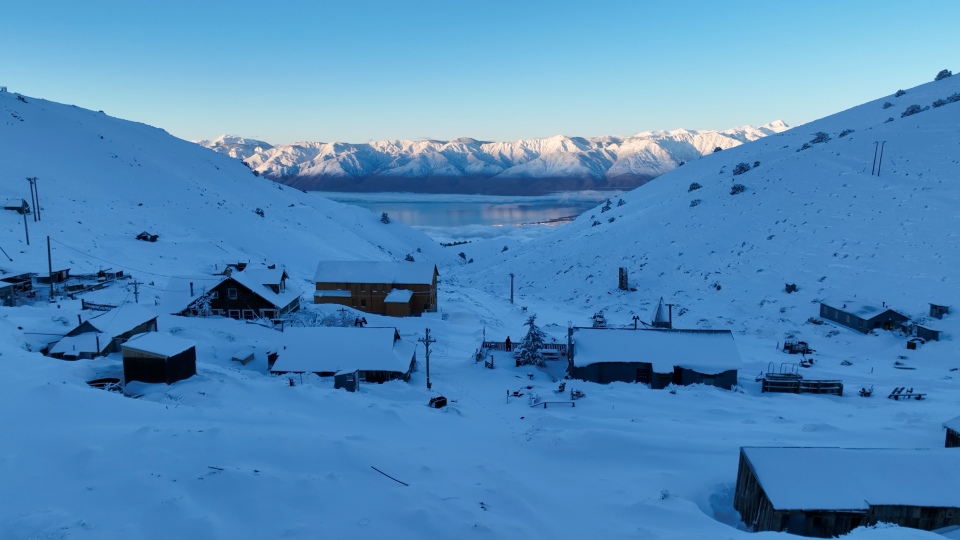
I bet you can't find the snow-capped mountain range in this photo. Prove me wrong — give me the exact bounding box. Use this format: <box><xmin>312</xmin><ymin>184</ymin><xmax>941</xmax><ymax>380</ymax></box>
<box><xmin>195</xmin><ymin>121</ymin><xmax>789</xmax><ymax>194</ymax></box>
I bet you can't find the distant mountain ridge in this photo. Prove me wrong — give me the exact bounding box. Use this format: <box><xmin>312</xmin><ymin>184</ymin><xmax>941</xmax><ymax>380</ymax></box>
<box><xmin>194</xmin><ymin>121</ymin><xmax>789</xmax><ymax>195</ymax></box>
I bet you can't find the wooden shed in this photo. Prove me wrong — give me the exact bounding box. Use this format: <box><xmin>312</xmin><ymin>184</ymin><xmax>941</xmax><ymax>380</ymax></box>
<box><xmin>916</xmin><ymin>325</ymin><xmax>941</xmax><ymax>342</ymax></box>
<box><xmin>567</xmin><ymin>327</ymin><xmax>742</xmax><ymax>389</ymax></box>
<box><xmin>314</xmin><ymin>261</ymin><xmax>438</xmax><ymax>317</ymax></box>
<box><xmin>734</xmin><ymin>447</ymin><xmax>960</xmax><ymax>537</ymax></box>
<box><xmin>946</xmin><ymin>416</ymin><xmax>960</xmax><ymax>448</ymax></box>
<box><xmin>819</xmin><ymin>300</ymin><xmax>909</xmax><ymax>334</ymax></box>
<box><xmin>122</xmin><ymin>332</ymin><xmax>197</xmax><ymax>385</ymax></box>
<box><xmin>270</xmin><ymin>327</ymin><xmax>416</xmax><ymax>383</ymax></box>
<box><xmin>930</xmin><ymin>304</ymin><xmax>949</xmax><ymax>319</ymax></box>
<box><xmin>3</xmin><ymin>198</ymin><xmax>30</xmax><ymax>214</ymax></box>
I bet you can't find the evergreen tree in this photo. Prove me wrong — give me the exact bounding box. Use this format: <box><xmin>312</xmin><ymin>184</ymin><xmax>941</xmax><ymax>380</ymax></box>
<box><xmin>516</xmin><ymin>314</ymin><xmax>547</xmax><ymax>367</ymax></box>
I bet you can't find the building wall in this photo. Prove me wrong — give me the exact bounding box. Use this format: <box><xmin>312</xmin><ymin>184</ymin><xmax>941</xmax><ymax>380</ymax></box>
<box><xmin>0</xmin><ymin>285</ymin><xmax>15</xmax><ymax>307</ymax></box>
<box><xmin>315</xmin><ymin>274</ymin><xmax>437</xmax><ymax>317</ymax></box>
<box><xmin>123</xmin><ymin>347</ymin><xmax>196</xmax><ymax>385</ymax></box>
<box><xmin>570</xmin><ymin>362</ymin><xmax>737</xmax><ymax>389</ymax></box>
<box><xmin>675</xmin><ymin>367</ymin><xmax>738</xmax><ymax>390</ymax></box>
<box><xmin>947</xmin><ymin>428</ymin><xmax>960</xmax><ymax>448</ymax></box>
<box><xmin>917</xmin><ymin>326</ymin><xmax>940</xmax><ymax>342</ymax></box>
<box><xmin>820</xmin><ymin>304</ymin><xmax>868</xmax><ymax>333</ymax></box>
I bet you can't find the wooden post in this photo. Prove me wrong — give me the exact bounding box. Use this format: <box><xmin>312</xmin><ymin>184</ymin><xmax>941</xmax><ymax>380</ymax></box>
<box><xmin>33</xmin><ymin>178</ymin><xmax>40</xmax><ymax>221</ymax></box>
<box><xmin>23</xmin><ymin>211</ymin><xmax>29</xmax><ymax>245</ymax></box>
<box><xmin>509</xmin><ymin>273</ymin><xmax>514</xmax><ymax>304</ymax></box>
<box><xmin>47</xmin><ymin>236</ymin><xmax>53</xmax><ymax>298</ymax></box>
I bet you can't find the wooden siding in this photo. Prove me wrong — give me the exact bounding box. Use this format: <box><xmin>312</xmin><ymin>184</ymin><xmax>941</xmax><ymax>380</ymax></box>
<box><xmin>947</xmin><ymin>428</ymin><xmax>960</xmax><ymax>448</ymax></box>
<box><xmin>315</xmin><ymin>270</ymin><xmax>438</xmax><ymax>317</ymax></box>
<box><xmin>122</xmin><ymin>346</ymin><xmax>196</xmax><ymax>385</ymax></box>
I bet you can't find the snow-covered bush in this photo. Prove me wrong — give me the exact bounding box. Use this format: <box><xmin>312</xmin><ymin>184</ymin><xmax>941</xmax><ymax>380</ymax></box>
<box><xmin>600</xmin><ymin>199</ymin><xmax>612</xmax><ymax>213</ymax></box>
<box><xmin>949</xmin><ymin>93</ymin><xmax>960</xmax><ymax>103</ymax></box>
<box><xmin>732</xmin><ymin>162</ymin><xmax>751</xmax><ymax>175</ymax></box>
<box><xmin>882</xmin><ymin>102</ymin><xmax>892</xmax><ymax>109</ymax></box>
<box><xmin>468</xmin><ymin>258</ymin><xmax>474</xmax><ymax>263</ymax></box>
<box><xmin>730</xmin><ymin>184</ymin><xmax>745</xmax><ymax>195</ymax></box>
<box><xmin>458</xmin><ymin>252</ymin><xmax>466</xmax><ymax>260</ymax></box>
<box><xmin>405</xmin><ymin>254</ymin><xmax>415</xmax><ymax>262</ymax></box>
<box><xmin>935</xmin><ymin>69</ymin><xmax>952</xmax><ymax>81</ymax></box>
<box><xmin>933</xmin><ymin>99</ymin><xmax>947</xmax><ymax>108</ymax></box>
<box><xmin>380</xmin><ymin>212</ymin><xmax>390</xmax><ymax>224</ymax></box>
<box><xmin>901</xmin><ymin>105</ymin><xmax>923</xmax><ymax>118</ymax></box>
<box><xmin>753</xmin><ymin>161</ymin><xmax>760</xmax><ymax>167</ymax></box>
<box><xmin>678</xmin><ymin>160</ymin><xmax>686</xmax><ymax>166</ymax></box>
<box><xmin>839</xmin><ymin>129</ymin><xmax>855</xmax><ymax>138</ymax></box>
<box><xmin>690</xmin><ymin>199</ymin><xmax>701</xmax><ymax>207</ymax></box>
<box><xmin>617</xmin><ymin>199</ymin><xmax>625</xmax><ymax>207</ymax></box>
<box><xmin>810</xmin><ymin>132</ymin><xmax>831</xmax><ymax>144</ymax></box>
<box><xmin>501</xmin><ymin>246</ymin><xmax>508</xmax><ymax>252</ymax></box>
<box><xmin>591</xmin><ymin>220</ymin><xmax>601</xmax><ymax>227</ymax></box>
<box><xmin>895</xmin><ymin>89</ymin><xmax>906</xmax><ymax>97</ymax></box>
<box><xmin>608</xmin><ymin>217</ymin><xmax>615</xmax><ymax>223</ymax></box>
<box><xmin>254</xmin><ymin>208</ymin><xmax>265</xmax><ymax>217</ymax></box>
<box><xmin>796</xmin><ymin>143</ymin><xmax>811</xmax><ymax>152</ymax></box>
<box><xmin>713</xmin><ymin>147</ymin><xmax>722</xmax><ymax>153</ymax></box>
<box><xmin>688</xmin><ymin>182</ymin><xmax>702</xmax><ymax>192</ymax></box>
<box><xmin>516</xmin><ymin>315</ymin><xmax>547</xmax><ymax>367</ymax></box>
<box><xmin>884</xmin><ymin>117</ymin><xmax>894</xmax><ymax>123</ymax></box>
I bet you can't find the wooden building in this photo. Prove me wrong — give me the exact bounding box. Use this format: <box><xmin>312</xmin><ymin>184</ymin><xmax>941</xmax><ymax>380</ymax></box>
<box><xmin>121</xmin><ymin>332</ymin><xmax>197</xmax><ymax>385</ymax></box>
<box><xmin>819</xmin><ymin>300</ymin><xmax>909</xmax><ymax>334</ymax></box>
<box><xmin>0</xmin><ymin>282</ymin><xmax>14</xmax><ymax>307</ymax></box>
<box><xmin>930</xmin><ymin>303</ymin><xmax>949</xmax><ymax>319</ymax></box>
<box><xmin>175</xmin><ymin>267</ymin><xmax>300</xmax><ymax>320</ymax></box>
<box><xmin>49</xmin><ymin>304</ymin><xmax>158</xmax><ymax>360</ymax></box>
<box><xmin>567</xmin><ymin>327</ymin><xmax>742</xmax><ymax>389</ymax></box>
<box><xmin>734</xmin><ymin>447</ymin><xmax>960</xmax><ymax>537</ymax></box>
<box><xmin>915</xmin><ymin>325</ymin><xmax>941</xmax><ymax>342</ymax></box>
<box><xmin>3</xmin><ymin>198</ymin><xmax>29</xmax><ymax>214</ymax></box>
<box><xmin>314</xmin><ymin>261</ymin><xmax>438</xmax><ymax>317</ymax></box>
<box><xmin>270</xmin><ymin>327</ymin><xmax>416</xmax><ymax>383</ymax></box>
<box><xmin>0</xmin><ymin>268</ymin><xmax>35</xmax><ymax>293</ymax></box>
<box><xmin>946</xmin><ymin>416</ymin><xmax>960</xmax><ymax>448</ymax></box>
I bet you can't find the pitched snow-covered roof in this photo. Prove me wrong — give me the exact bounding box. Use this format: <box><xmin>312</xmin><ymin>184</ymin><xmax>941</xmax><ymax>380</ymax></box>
<box><xmin>270</xmin><ymin>327</ymin><xmax>416</xmax><ymax>375</ymax></box>
<box><xmin>3</xmin><ymin>198</ymin><xmax>28</xmax><ymax>210</ymax></box>
<box><xmin>122</xmin><ymin>332</ymin><xmax>195</xmax><ymax>357</ymax></box>
<box><xmin>820</xmin><ymin>299</ymin><xmax>906</xmax><ymax>320</ymax></box>
<box><xmin>79</xmin><ymin>304</ymin><xmax>158</xmax><ymax>338</ymax></box>
<box><xmin>229</xmin><ymin>268</ymin><xmax>300</xmax><ymax>308</ymax></box>
<box><xmin>314</xmin><ymin>261</ymin><xmax>437</xmax><ymax>286</ymax></box>
<box><xmin>572</xmin><ymin>328</ymin><xmax>743</xmax><ymax>374</ymax></box>
<box><xmin>742</xmin><ymin>447</ymin><xmax>960</xmax><ymax>511</ymax></box>
<box><xmin>945</xmin><ymin>416</ymin><xmax>960</xmax><ymax>433</ymax></box>
<box><xmin>384</xmin><ymin>289</ymin><xmax>414</xmax><ymax>303</ymax></box>
<box><xmin>50</xmin><ymin>333</ymin><xmax>109</xmax><ymax>356</ymax></box>
<box><xmin>159</xmin><ymin>275</ymin><xmax>227</xmax><ymax>314</ymax></box>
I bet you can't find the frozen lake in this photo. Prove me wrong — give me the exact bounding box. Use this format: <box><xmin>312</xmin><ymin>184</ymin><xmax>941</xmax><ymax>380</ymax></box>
<box><xmin>314</xmin><ymin>191</ymin><xmax>619</xmax><ymax>243</ymax></box>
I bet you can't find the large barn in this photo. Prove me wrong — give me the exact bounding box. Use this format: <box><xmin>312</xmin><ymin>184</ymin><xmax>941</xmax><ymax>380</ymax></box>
<box><xmin>270</xmin><ymin>327</ymin><xmax>417</xmax><ymax>383</ymax></box>
<box><xmin>48</xmin><ymin>304</ymin><xmax>158</xmax><ymax>360</ymax></box>
<box><xmin>734</xmin><ymin>447</ymin><xmax>960</xmax><ymax>537</ymax></box>
<box><xmin>819</xmin><ymin>300</ymin><xmax>909</xmax><ymax>334</ymax></box>
<box><xmin>567</xmin><ymin>327</ymin><xmax>743</xmax><ymax>389</ymax></box>
<box><xmin>314</xmin><ymin>261</ymin><xmax>438</xmax><ymax>317</ymax></box>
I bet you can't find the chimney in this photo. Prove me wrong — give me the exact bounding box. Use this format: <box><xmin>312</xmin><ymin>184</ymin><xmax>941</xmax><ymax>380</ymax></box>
<box><xmin>190</xmin><ymin>282</ymin><xmax>194</xmax><ymax>296</ymax></box>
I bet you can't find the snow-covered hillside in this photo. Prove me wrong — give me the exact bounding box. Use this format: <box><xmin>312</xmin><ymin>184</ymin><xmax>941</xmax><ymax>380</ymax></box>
<box><xmin>196</xmin><ymin>122</ymin><xmax>788</xmax><ymax>195</ymax></box>
<box><xmin>0</xmin><ymin>92</ymin><xmax>451</xmax><ymax>290</ymax></box>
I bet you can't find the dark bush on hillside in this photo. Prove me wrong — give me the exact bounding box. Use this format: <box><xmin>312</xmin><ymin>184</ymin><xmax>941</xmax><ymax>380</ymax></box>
<box><xmin>796</xmin><ymin>143</ymin><xmax>811</xmax><ymax>152</ymax></box>
<box><xmin>839</xmin><ymin>129</ymin><xmax>855</xmax><ymax>138</ymax></box>
<box><xmin>935</xmin><ymin>69</ymin><xmax>952</xmax><ymax>81</ymax></box>
<box><xmin>381</xmin><ymin>212</ymin><xmax>390</xmax><ymax>224</ymax></box>
<box><xmin>933</xmin><ymin>99</ymin><xmax>947</xmax><ymax>108</ymax></box>
<box><xmin>678</xmin><ymin>161</ymin><xmax>686</xmax><ymax>166</ymax></box>
<box><xmin>688</xmin><ymin>182</ymin><xmax>702</xmax><ymax>192</ymax></box>
<box><xmin>753</xmin><ymin>161</ymin><xmax>760</xmax><ymax>167</ymax></box>
<box><xmin>458</xmin><ymin>252</ymin><xmax>466</xmax><ymax>260</ymax></box>
<box><xmin>730</xmin><ymin>184</ymin><xmax>745</xmax><ymax>195</ymax></box>
<box><xmin>690</xmin><ymin>199</ymin><xmax>701</xmax><ymax>207</ymax></box>
<box><xmin>732</xmin><ymin>162</ymin><xmax>751</xmax><ymax>175</ymax></box>
<box><xmin>617</xmin><ymin>199</ymin><xmax>625</xmax><ymax>207</ymax></box>
<box><xmin>895</xmin><ymin>89</ymin><xmax>906</xmax><ymax>97</ymax></box>
<box><xmin>405</xmin><ymin>254</ymin><xmax>415</xmax><ymax>262</ymax></box>
<box><xmin>882</xmin><ymin>102</ymin><xmax>892</xmax><ymax>109</ymax></box>
<box><xmin>901</xmin><ymin>105</ymin><xmax>923</xmax><ymax>118</ymax></box>
<box><xmin>501</xmin><ymin>246</ymin><xmax>508</xmax><ymax>252</ymax></box>
<box><xmin>810</xmin><ymin>132</ymin><xmax>831</xmax><ymax>144</ymax></box>
<box><xmin>608</xmin><ymin>217</ymin><xmax>615</xmax><ymax>223</ymax></box>
<box><xmin>254</xmin><ymin>208</ymin><xmax>265</xmax><ymax>217</ymax></box>
<box><xmin>884</xmin><ymin>118</ymin><xmax>894</xmax><ymax>123</ymax></box>
<box><xmin>948</xmin><ymin>93</ymin><xmax>960</xmax><ymax>104</ymax></box>
<box><xmin>713</xmin><ymin>147</ymin><xmax>723</xmax><ymax>153</ymax></box>
<box><xmin>592</xmin><ymin>220</ymin><xmax>601</xmax><ymax>227</ymax></box>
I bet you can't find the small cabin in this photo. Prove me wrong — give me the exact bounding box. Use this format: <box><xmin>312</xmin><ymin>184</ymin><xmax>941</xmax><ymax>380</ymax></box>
<box><xmin>49</xmin><ymin>304</ymin><xmax>158</xmax><ymax>360</ymax></box>
<box><xmin>173</xmin><ymin>266</ymin><xmax>300</xmax><ymax>320</ymax></box>
<box><xmin>946</xmin><ymin>416</ymin><xmax>960</xmax><ymax>448</ymax></box>
<box><xmin>930</xmin><ymin>304</ymin><xmax>949</xmax><ymax>319</ymax></box>
<box><xmin>0</xmin><ymin>268</ymin><xmax>35</xmax><ymax>292</ymax></box>
<box><xmin>567</xmin><ymin>327</ymin><xmax>743</xmax><ymax>389</ymax></box>
<box><xmin>270</xmin><ymin>327</ymin><xmax>416</xmax><ymax>383</ymax></box>
<box><xmin>3</xmin><ymin>198</ymin><xmax>30</xmax><ymax>214</ymax></box>
<box><xmin>314</xmin><ymin>261</ymin><xmax>438</xmax><ymax>317</ymax></box>
<box><xmin>916</xmin><ymin>325</ymin><xmax>941</xmax><ymax>342</ymax></box>
<box><xmin>122</xmin><ymin>332</ymin><xmax>197</xmax><ymax>385</ymax></box>
<box><xmin>735</xmin><ymin>447</ymin><xmax>960</xmax><ymax>537</ymax></box>
<box><xmin>819</xmin><ymin>300</ymin><xmax>908</xmax><ymax>334</ymax></box>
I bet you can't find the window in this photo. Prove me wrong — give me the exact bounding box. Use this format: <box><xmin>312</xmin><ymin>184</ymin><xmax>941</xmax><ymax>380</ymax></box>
<box><xmin>228</xmin><ymin>288</ymin><xmax>238</xmax><ymax>300</ymax></box>
<box><xmin>261</xmin><ymin>309</ymin><xmax>276</xmax><ymax>319</ymax></box>
<box><xmin>210</xmin><ymin>291</ymin><xmax>219</xmax><ymax>299</ymax></box>
<box><xmin>242</xmin><ymin>309</ymin><xmax>255</xmax><ymax>319</ymax></box>
<box><xmin>360</xmin><ymin>285</ymin><xmax>365</xmax><ymax>292</ymax></box>
<box><xmin>228</xmin><ymin>309</ymin><xmax>241</xmax><ymax>319</ymax></box>
<box><xmin>360</xmin><ymin>299</ymin><xmax>367</xmax><ymax>308</ymax></box>
<box><xmin>212</xmin><ymin>309</ymin><xmax>224</xmax><ymax>316</ymax></box>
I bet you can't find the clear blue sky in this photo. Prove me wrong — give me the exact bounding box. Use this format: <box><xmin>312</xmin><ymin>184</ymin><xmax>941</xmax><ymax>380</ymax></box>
<box><xmin>4</xmin><ymin>0</ymin><xmax>958</xmax><ymax>145</ymax></box>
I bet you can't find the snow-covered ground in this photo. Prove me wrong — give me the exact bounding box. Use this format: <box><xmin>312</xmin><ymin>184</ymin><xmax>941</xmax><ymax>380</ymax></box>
<box><xmin>1</xmin><ymin>72</ymin><xmax>959</xmax><ymax>539</ymax></box>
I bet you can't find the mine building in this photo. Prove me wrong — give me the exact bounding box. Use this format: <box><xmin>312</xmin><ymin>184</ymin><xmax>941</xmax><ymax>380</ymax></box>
<box><xmin>818</xmin><ymin>300</ymin><xmax>908</xmax><ymax>334</ymax></box>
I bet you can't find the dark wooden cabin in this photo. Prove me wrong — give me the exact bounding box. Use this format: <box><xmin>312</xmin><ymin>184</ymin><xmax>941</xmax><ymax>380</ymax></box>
<box><xmin>734</xmin><ymin>447</ymin><xmax>960</xmax><ymax>537</ymax></box>
<box><xmin>179</xmin><ymin>267</ymin><xmax>300</xmax><ymax>320</ymax></box>
<box><xmin>567</xmin><ymin>327</ymin><xmax>742</xmax><ymax>389</ymax></box>
<box><xmin>122</xmin><ymin>332</ymin><xmax>197</xmax><ymax>385</ymax></box>
<box><xmin>930</xmin><ymin>304</ymin><xmax>949</xmax><ymax>319</ymax></box>
<box><xmin>314</xmin><ymin>261</ymin><xmax>438</xmax><ymax>317</ymax></box>
<box><xmin>48</xmin><ymin>304</ymin><xmax>158</xmax><ymax>359</ymax></box>
<box><xmin>819</xmin><ymin>300</ymin><xmax>909</xmax><ymax>334</ymax></box>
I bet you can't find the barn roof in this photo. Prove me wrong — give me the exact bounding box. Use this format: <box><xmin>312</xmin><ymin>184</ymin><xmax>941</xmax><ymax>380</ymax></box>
<box><xmin>122</xmin><ymin>332</ymin><xmax>195</xmax><ymax>357</ymax></box>
<box><xmin>741</xmin><ymin>447</ymin><xmax>960</xmax><ymax>511</ymax></box>
<box><xmin>79</xmin><ymin>304</ymin><xmax>157</xmax><ymax>338</ymax></box>
<box><xmin>945</xmin><ymin>416</ymin><xmax>960</xmax><ymax>433</ymax></box>
<box><xmin>270</xmin><ymin>327</ymin><xmax>416</xmax><ymax>375</ymax></box>
<box><xmin>572</xmin><ymin>328</ymin><xmax>743</xmax><ymax>375</ymax></box>
<box><xmin>314</xmin><ymin>261</ymin><xmax>437</xmax><ymax>286</ymax></box>
<box><xmin>159</xmin><ymin>275</ymin><xmax>227</xmax><ymax>314</ymax></box>
<box><xmin>820</xmin><ymin>299</ymin><xmax>906</xmax><ymax>320</ymax></box>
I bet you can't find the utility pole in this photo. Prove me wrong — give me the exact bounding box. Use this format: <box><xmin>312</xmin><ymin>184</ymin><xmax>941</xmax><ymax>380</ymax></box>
<box><xmin>47</xmin><ymin>236</ymin><xmax>54</xmax><ymax>299</ymax></box>
<box><xmin>418</xmin><ymin>328</ymin><xmax>436</xmax><ymax>390</ymax></box>
<box><xmin>23</xmin><ymin>211</ymin><xmax>29</xmax><ymax>245</ymax></box>
<box><xmin>871</xmin><ymin>142</ymin><xmax>878</xmax><ymax>175</ymax></box>
<box><xmin>632</xmin><ymin>315</ymin><xmax>640</xmax><ymax>329</ymax></box>
<box><xmin>509</xmin><ymin>273</ymin><xmax>514</xmax><ymax>304</ymax></box>
<box><xmin>665</xmin><ymin>303</ymin><xmax>674</xmax><ymax>329</ymax></box>
<box><xmin>27</xmin><ymin>178</ymin><xmax>37</xmax><ymax>222</ymax></box>
<box><xmin>877</xmin><ymin>141</ymin><xmax>886</xmax><ymax>177</ymax></box>
<box><xmin>132</xmin><ymin>280</ymin><xmax>142</xmax><ymax>303</ymax></box>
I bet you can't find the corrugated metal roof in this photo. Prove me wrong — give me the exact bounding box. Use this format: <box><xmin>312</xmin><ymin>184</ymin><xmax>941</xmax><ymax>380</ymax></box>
<box><xmin>572</xmin><ymin>328</ymin><xmax>743</xmax><ymax>374</ymax></box>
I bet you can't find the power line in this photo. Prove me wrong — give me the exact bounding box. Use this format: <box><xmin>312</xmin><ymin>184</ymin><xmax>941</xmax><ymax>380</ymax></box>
<box><xmin>49</xmin><ymin>238</ymin><xmax>214</xmax><ymax>279</ymax></box>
